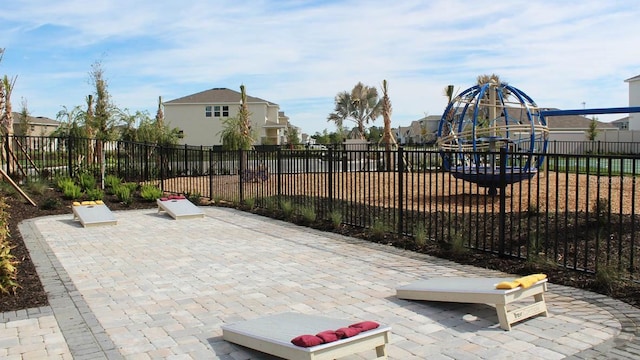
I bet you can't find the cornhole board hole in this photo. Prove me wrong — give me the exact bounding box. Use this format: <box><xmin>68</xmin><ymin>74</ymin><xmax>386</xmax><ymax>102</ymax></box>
<box><xmin>72</xmin><ymin>202</ymin><xmax>117</xmax><ymax>227</ymax></box>
<box><xmin>157</xmin><ymin>197</ymin><xmax>204</xmax><ymax>220</ymax></box>
<box><xmin>396</xmin><ymin>277</ymin><xmax>548</xmax><ymax>330</ymax></box>
<box><xmin>222</xmin><ymin>312</ymin><xmax>391</xmax><ymax>360</ymax></box>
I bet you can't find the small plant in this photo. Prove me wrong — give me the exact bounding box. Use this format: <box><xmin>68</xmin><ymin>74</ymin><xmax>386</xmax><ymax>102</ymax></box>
<box><xmin>77</xmin><ymin>173</ymin><xmax>96</xmax><ymax>191</ymax></box>
<box><xmin>24</xmin><ymin>179</ymin><xmax>48</xmax><ymax>196</ymax></box>
<box><xmin>593</xmin><ymin>198</ymin><xmax>610</xmax><ymax>226</ymax></box>
<box><xmin>280</xmin><ymin>200</ymin><xmax>294</xmax><ymax>219</ymax></box>
<box><xmin>264</xmin><ymin>197</ymin><xmax>278</xmax><ymax>212</ymax></box>
<box><xmin>299</xmin><ymin>205</ymin><xmax>317</xmax><ymax>224</ymax></box>
<box><xmin>40</xmin><ymin>197</ymin><xmax>62</xmax><ymax>210</ymax></box>
<box><xmin>140</xmin><ymin>184</ymin><xmax>163</xmax><ymax>201</ymax></box>
<box><xmin>444</xmin><ymin>226</ymin><xmax>467</xmax><ymax>255</ymax></box>
<box><xmin>527</xmin><ymin>202</ymin><xmax>539</xmax><ymax>216</ymax></box>
<box><xmin>185</xmin><ymin>191</ymin><xmax>202</xmax><ymax>205</ymax></box>
<box><xmin>414</xmin><ymin>222</ymin><xmax>427</xmax><ymax>247</ymax></box>
<box><xmin>55</xmin><ymin>176</ymin><xmax>75</xmax><ymax>192</ymax></box>
<box><xmin>0</xmin><ymin>199</ymin><xmax>20</xmax><ymax>294</ymax></box>
<box><xmin>368</xmin><ymin>218</ymin><xmax>388</xmax><ymax>241</ymax></box>
<box><xmin>113</xmin><ymin>185</ymin><xmax>132</xmax><ymax>205</ymax></box>
<box><xmin>123</xmin><ymin>182</ymin><xmax>139</xmax><ymax>193</ymax></box>
<box><xmin>329</xmin><ymin>210</ymin><xmax>342</xmax><ymax>230</ymax></box>
<box><xmin>594</xmin><ymin>263</ymin><xmax>618</xmax><ymax>295</ymax></box>
<box><xmin>85</xmin><ymin>188</ymin><xmax>105</xmax><ymax>201</ymax></box>
<box><xmin>244</xmin><ymin>197</ymin><xmax>256</xmax><ymax>209</ymax></box>
<box><xmin>104</xmin><ymin>175</ymin><xmax>122</xmax><ymax>193</ymax></box>
<box><xmin>62</xmin><ymin>183</ymin><xmax>83</xmax><ymax>200</ymax></box>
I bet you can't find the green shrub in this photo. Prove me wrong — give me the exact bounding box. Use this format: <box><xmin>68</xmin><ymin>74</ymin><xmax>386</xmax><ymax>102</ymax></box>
<box><xmin>329</xmin><ymin>210</ymin><xmax>342</xmax><ymax>230</ymax></box>
<box><xmin>40</xmin><ymin>197</ymin><xmax>62</xmax><ymax>210</ymax></box>
<box><xmin>55</xmin><ymin>176</ymin><xmax>75</xmax><ymax>192</ymax></box>
<box><xmin>25</xmin><ymin>179</ymin><xmax>48</xmax><ymax>196</ymax></box>
<box><xmin>140</xmin><ymin>184</ymin><xmax>163</xmax><ymax>201</ymax></box>
<box><xmin>113</xmin><ymin>185</ymin><xmax>132</xmax><ymax>205</ymax></box>
<box><xmin>185</xmin><ymin>191</ymin><xmax>202</xmax><ymax>205</ymax></box>
<box><xmin>280</xmin><ymin>200</ymin><xmax>294</xmax><ymax>219</ymax></box>
<box><xmin>299</xmin><ymin>206</ymin><xmax>316</xmax><ymax>223</ymax></box>
<box><xmin>264</xmin><ymin>197</ymin><xmax>278</xmax><ymax>212</ymax></box>
<box><xmin>104</xmin><ymin>175</ymin><xmax>122</xmax><ymax>193</ymax></box>
<box><xmin>62</xmin><ymin>183</ymin><xmax>83</xmax><ymax>200</ymax></box>
<box><xmin>123</xmin><ymin>182</ymin><xmax>139</xmax><ymax>193</ymax></box>
<box><xmin>77</xmin><ymin>173</ymin><xmax>96</xmax><ymax>191</ymax></box>
<box><xmin>414</xmin><ymin>222</ymin><xmax>427</xmax><ymax>247</ymax></box>
<box><xmin>368</xmin><ymin>218</ymin><xmax>389</xmax><ymax>240</ymax></box>
<box><xmin>0</xmin><ymin>199</ymin><xmax>20</xmax><ymax>294</ymax></box>
<box><xmin>244</xmin><ymin>197</ymin><xmax>256</xmax><ymax>209</ymax></box>
<box><xmin>85</xmin><ymin>188</ymin><xmax>105</xmax><ymax>201</ymax></box>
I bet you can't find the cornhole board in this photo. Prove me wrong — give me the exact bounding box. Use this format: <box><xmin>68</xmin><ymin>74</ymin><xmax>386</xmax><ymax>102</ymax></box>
<box><xmin>396</xmin><ymin>277</ymin><xmax>548</xmax><ymax>330</ymax></box>
<box><xmin>72</xmin><ymin>203</ymin><xmax>117</xmax><ymax>227</ymax></box>
<box><xmin>222</xmin><ymin>312</ymin><xmax>391</xmax><ymax>360</ymax></box>
<box><xmin>156</xmin><ymin>198</ymin><xmax>204</xmax><ymax>220</ymax></box>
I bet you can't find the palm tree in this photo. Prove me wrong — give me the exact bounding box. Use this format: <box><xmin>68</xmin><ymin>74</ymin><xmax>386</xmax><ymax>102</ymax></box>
<box><xmin>475</xmin><ymin>73</ymin><xmax>510</xmax><ymax>129</ymax></box>
<box><xmin>379</xmin><ymin>80</ymin><xmax>397</xmax><ymax>171</ymax></box>
<box><xmin>328</xmin><ymin>82</ymin><xmax>381</xmax><ymax>139</ymax></box>
<box><xmin>220</xmin><ymin>85</ymin><xmax>254</xmax><ymax>151</ymax></box>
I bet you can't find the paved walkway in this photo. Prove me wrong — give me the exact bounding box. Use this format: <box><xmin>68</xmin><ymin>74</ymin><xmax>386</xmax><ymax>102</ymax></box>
<box><xmin>1</xmin><ymin>207</ymin><xmax>639</xmax><ymax>359</ymax></box>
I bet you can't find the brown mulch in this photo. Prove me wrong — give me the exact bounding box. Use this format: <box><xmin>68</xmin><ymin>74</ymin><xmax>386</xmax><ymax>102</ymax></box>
<box><xmin>1</xmin><ymin>185</ymin><xmax>640</xmax><ymax>313</ymax></box>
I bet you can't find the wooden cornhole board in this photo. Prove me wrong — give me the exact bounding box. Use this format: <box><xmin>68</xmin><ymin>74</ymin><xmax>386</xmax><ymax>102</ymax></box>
<box><xmin>396</xmin><ymin>277</ymin><xmax>548</xmax><ymax>330</ymax></box>
<box><xmin>157</xmin><ymin>197</ymin><xmax>204</xmax><ymax>220</ymax></box>
<box><xmin>222</xmin><ymin>312</ymin><xmax>391</xmax><ymax>360</ymax></box>
<box><xmin>72</xmin><ymin>202</ymin><xmax>117</xmax><ymax>227</ymax></box>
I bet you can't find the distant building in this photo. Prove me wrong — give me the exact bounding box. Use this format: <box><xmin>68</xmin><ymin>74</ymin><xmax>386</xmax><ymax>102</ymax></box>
<box><xmin>625</xmin><ymin>74</ymin><xmax>640</xmax><ymax>130</ymax></box>
<box><xmin>11</xmin><ymin>112</ymin><xmax>60</xmax><ymax>136</ymax></box>
<box><xmin>164</xmin><ymin>88</ymin><xmax>288</xmax><ymax>146</ymax></box>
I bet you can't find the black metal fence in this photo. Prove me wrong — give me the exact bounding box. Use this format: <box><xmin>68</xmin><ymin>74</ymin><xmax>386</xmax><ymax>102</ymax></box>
<box><xmin>3</xmin><ymin>134</ymin><xmax>639</xmax><ymax>280</ymax></box>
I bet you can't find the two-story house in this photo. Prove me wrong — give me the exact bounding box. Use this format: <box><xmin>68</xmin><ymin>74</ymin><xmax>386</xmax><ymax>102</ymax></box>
<box><xmin>625</xmin><ymin>74</ymin><xmax>640</xmax><ymax>130</ymax></box>
<box><xmin>163</xmin><ymin>87</ymin><xmax>288</xmax><ymax>146</ymax></box>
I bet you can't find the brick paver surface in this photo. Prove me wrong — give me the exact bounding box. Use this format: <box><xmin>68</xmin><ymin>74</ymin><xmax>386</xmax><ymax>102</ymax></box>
<box><xmin>3</xmin><ymin>207</ymin><xmax>638</xmax><ymax>359</ymax></box>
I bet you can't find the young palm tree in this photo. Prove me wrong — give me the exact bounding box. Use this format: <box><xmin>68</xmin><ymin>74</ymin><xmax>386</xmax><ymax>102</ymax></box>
<box><xmin>379</xmin><ymin>80</ymin><xmax>397</xmax><ymax>171</ymax></box>
<box><xmin>0</xmin><ymin>74</ymin><xmax>17</xmax><ymax>173</ymax></box>
<box><xmin>328</xmin><ymin>82</ymin><xmax>381</xmax><ymax>139</ymax></box>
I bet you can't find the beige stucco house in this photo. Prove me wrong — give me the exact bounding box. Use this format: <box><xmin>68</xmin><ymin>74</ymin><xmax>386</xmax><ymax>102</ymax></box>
<box><xmin>11</xmin><ymin>112</ymin><xmax>60</xmax><ymax>136</ymax></box>
<box><xmin>163</xmin><ymin>88</ymin><xmax>288</xmax><ymax>146</ymax></box>
<box><xmin>625</xmin><ymin>74</ymin><xmax>640</xmax><ymax>130</ymax></box>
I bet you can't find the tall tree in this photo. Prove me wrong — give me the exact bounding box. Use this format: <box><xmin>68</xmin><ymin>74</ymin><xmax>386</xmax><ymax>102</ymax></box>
<box><xmin>219</xmin><ymin>85</ymin><xmax>254</xmax><ymax>151</ymax></box>
<box><xmin>328</xmin><ymin>82</ymin><xmax>381</xmax><ymax>139</ymax></box>
<box><xmin>476</xmin><ymin>73</ymin><xmax>510</xmax><ymax>128</ymax></box>
<box><xmin>88</xmin><ymin>61</ymin><xmax>116</xmax><ymax>188</ymax></box>
<box><xmin>0</xmin><ymin>52</ymin><xmax>18</xmax><ymax>173</ymax></box>
<box><xmin>17</xmin><ymin>98</ymin><xmax>30</xmax><ymax>136</ymax></box>
<box><xmin>379</xmin><ymin>80</ymin><xmax>397</xmax><ymax>171</ymax></box>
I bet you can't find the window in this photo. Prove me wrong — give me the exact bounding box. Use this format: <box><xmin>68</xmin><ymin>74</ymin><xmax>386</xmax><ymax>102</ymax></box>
<box><xmin>206</xmin><ymin>105</ymin><xmax>230</xmax><ymax>118</ymax></box>
<box><xmin>214</xmin><ymin>105</ymin><xmax>229</xmax><ymax>117</ymax></box>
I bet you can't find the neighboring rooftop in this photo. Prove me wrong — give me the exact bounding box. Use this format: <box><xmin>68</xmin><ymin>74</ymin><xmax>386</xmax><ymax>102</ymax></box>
<box><xmin>164</xmin><ymin>87</ymin><xmax>277</xmax><ymax>105</ymax></box>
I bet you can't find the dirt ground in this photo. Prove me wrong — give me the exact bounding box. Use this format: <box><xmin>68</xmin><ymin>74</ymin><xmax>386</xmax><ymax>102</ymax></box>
<box><xmin>162</xmin><ymin>171</ymin><xmax>639</xmax><ymax>215</ymax></box>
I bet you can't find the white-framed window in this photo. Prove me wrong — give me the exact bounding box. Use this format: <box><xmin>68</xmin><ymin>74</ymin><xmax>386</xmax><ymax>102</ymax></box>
<box><xmin>214</xmin><ymin>105</ymin><xmax>229</xmax><ymax>117</ymax></box>
<box><xmin>205</xmin><ymin>106</ymin><xmax>212</xmax><ymax>117</ymax></box>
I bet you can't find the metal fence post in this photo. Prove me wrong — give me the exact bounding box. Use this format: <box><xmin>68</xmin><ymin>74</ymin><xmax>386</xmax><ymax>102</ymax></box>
<box><xmin>67</xmin><ymin>136</ymin><xmax>74</xmax><ymax>178</ymax></box>
<box><xmin>397</xmin><ymin>146</ymin><xmax>404</xmax><ymax>234</ymax></box>
<box><xmin>498</xmin><ymin>147</ymin><xmax>507</xmax><ymax>257</ymax></box>
<box><xmin>328</xmin><ymin>148</ymin><xmax>333</xmax><ymax>213</ymax></box>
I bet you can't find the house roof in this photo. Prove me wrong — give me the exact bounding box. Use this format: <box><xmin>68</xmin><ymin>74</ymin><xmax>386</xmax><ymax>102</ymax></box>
<box><xmin>164</xmin><ymin>88</ymin><xmax>277</xmax><ymax>106</ymax></box>
<box><xmin>11</xmin><ymin>112</ymin><xmax>60</xmax><ymax>126</ymax></box>
<box><xmin>540</xmin><ymin>108</ymin><xmax>617</xmax><ymax>130</ymax></box>
<box><xmin>624</xmin><ymin>74</ymin><xmax>640</xmax><ymax>82</ymax></box>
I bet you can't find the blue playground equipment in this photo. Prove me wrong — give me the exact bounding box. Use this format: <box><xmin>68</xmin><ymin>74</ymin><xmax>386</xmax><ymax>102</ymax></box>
<box><xmin>437</xmin><ymin>81</ymin><xmax>548</xmax><ymax>194</ymax></box>
<box><xmin>437</xmin><ymin>80</ymin><xmax>640</xmax><ymax>195</ymax></box>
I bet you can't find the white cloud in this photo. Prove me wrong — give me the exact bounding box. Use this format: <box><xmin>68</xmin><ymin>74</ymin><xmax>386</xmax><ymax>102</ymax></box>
<box><xmin>1</xmin><ymin>0</ymin><xmax>638</xmax><ymax>134</ymax></box>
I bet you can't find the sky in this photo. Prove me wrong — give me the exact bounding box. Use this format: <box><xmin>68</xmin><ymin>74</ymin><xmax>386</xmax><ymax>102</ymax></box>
<box><xmin>1</xmin><ymin>0</ymin><xmax>639</xmax><ymax>136</ymax></box>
